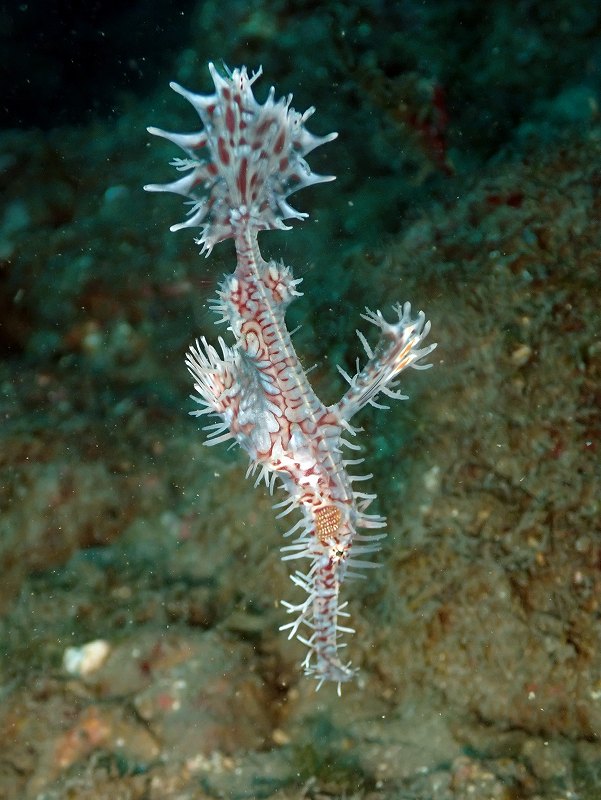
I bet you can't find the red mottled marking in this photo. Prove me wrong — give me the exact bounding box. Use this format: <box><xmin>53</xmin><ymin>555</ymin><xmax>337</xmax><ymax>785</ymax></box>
<box><xmin>237</xmin><ymin>157</ymin><xmax>248</xmax><ymax>198</ymax></box>
<box><xmin>274</xmin><ymin>130</ymin><xmax>286</xmax><ymax>154</ymax></box>
<box><xmin>279</xmin><ymin>157</ymin><xmax>289</xmax><ymax>171</ymax></box>
<box><xmin>256</xmin><ymin>119</ymin><xmax>271</xmax><ymax>137</ymax></box>
<box><xmin>273</xmin><ymin>282</ymin><xmax>287</xmax><ymax>302</ymax></box>
<box><xmin>218</xmin><ymin>137</ymin><xmax>230</xmax><ymax>166</ymax></box>
<box><xmin>393</xmin><ymin>340</ymin><xmax>415</xmax><ymax>373</ymax></box>
<box><xmin>207</xmin><ymin>162</ymin><xmax>218</xmax><ymax>177</ymax></box>
<box><xmin>225</xmin><ymin>106</ymin><xmax>235</xmax><ymax>135</ymax></box>
<box><xmin>221</xmin><ymin>87</ymin><xmax>231</xmax><ymax>101</ymax></box>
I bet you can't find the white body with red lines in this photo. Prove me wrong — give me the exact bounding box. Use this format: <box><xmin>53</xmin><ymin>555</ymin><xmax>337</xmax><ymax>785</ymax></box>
<box><xmin>145</xmin><ymin>63</ymin><xmax>436</xmax><ymax>689</ymax></box>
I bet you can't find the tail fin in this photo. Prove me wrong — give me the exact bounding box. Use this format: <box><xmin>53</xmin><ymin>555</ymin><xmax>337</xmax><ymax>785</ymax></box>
<box><xmin>144</xmin><ymin>63</ymin><xmax>337</xmax><ymax>255</ymax></box>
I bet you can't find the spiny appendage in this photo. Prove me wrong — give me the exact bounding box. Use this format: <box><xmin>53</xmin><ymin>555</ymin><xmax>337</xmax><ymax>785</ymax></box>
<box><xmin>185</xmin><ymin>336</ymin><xmax>239</xmax><ymax>445</ymax></box>
<box><xmin>185</xmin><ymin>335</ymin><xmax>282</xmax><ymax>455</ymax></box>
<box><xmin>334</xmin><ymin>301</ymin><xmax>437</xmax><ymax>422</ymax></box>
<box><xmin>144</xmin><ymin>62</ymin><xmax>337</xmax><ymax>255</ymax></box>
<box><xmin>277</xmin><ymin>495</ymin><xmax>387</xmax><ymax>691</ymax></box>
<box><xmin>211</xmin><ymin>260</ymin><xmax>303</xmax><ymax>336</ymax></box>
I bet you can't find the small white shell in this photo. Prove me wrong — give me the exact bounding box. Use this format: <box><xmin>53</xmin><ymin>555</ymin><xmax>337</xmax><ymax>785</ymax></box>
<box><xmin>63</xmin><ymin>639</ymin><xmax>111</xmax><ymax>677</ymax></box>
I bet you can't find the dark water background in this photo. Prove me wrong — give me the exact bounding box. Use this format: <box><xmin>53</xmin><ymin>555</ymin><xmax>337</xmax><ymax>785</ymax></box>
<box><xmin>1</xmin><ymin>2</ymin><xmax>600</xmax><ymax>798</ymax></box>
